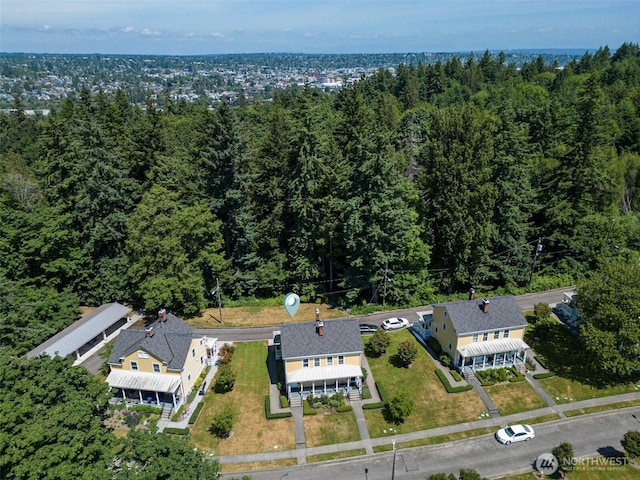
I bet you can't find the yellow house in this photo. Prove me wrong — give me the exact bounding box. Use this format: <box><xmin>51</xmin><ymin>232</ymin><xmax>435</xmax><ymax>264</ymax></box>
<box><xmin>106</xmin><ymin>309</ymin><xmax>207</xmax><ymax>412</ymax></box>
<box><xmin>280</xmin><ymin>318</ymin><xmax>363</xmax><ymax>406</ymax></box>
<box><xmin>431</xmin><ymin>295</ymin><xmax>529</xmax><ymax>377</ymax></box>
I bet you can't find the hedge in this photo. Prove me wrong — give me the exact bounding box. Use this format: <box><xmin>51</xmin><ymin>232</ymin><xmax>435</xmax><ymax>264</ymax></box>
<box><xmin>188</xmin><ymin>402</ymin><xmax>204</xmax><ymax>424</ymax></box>
<box><xmin>303</xmin><ymin>399</ymin><xmax>317</xmax><ymax>415</ymax></box>
<box><xmin>264</xmin><ymin>395</ymin><xmax>292</xmax><ymax>420</ymax></box>
<box><xmin>280</xmin><ymin>395</ymin><xmax>289</xmax><ymax>408</ymax></box>
<box><xmin>362</xmin><ymin>402</ymin><xmax>385</xmax><ymax>410</ymax></box>
<box><xmin>534</xmin><ymin>355</ymin><xmax>550</xmax><ymax>370</ymax></box>
<box><xmin>533</xmin><ymin>372</ymin><xmax>557</xmax><ymax>380</ymax></box>
<box><xmin>450</xmin><ymin>370</ymin><xmax>463</xmax><ymax>382</ymax></box>
<box><xmin>435</xmin><ymin>369</ymin><xmax>473</xmax><ymax>393</ymax></box>
<box><xmin>336</xmin><ymin>405</ymin><xmax>353</xmax><ymax>413</ymax></box>
<box><xmin>164</xmin><ymin>427</ymin><xmax>189</xmax><ymax>435</ymax></box>
<box><xmin>375</xmin><ymin>381</ymin><xmax>388</xmax><ymax>404</ymax></box>
<box><xmin>128</xmin><ymin>404</ymin><xmax>162</xmax><ymax>415</ymax></box>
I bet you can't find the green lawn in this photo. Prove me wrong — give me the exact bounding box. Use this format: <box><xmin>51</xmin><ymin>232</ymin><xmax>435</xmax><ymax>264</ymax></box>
<box><xmin>303</xmin><ymin>409</ymin><xmax>360</xmax><ymax>447</ymax></box>
<box><xmin>484</xmin><ymin>381</ymin><xmax>548</xmax><ymax>415</ymax></box>
<box><xmin>525</xmin><ymin>321</ymin><xmax>640</xmax><ymax>402</ymax></box>
<box><xmin>189</xmin><ymin>341</ymin><xmax>295</xmax><ymax>455</ymax></box>
<box><xmin>364</xmin><ymin>329</ymin><xmax>486</xmax><ymax>437</ymax></box>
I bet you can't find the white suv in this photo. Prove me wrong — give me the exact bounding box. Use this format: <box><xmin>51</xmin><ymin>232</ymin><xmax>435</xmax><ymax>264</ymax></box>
<box><xmin>381</xmin><ymin>317</ymin><xmax>409</xmax><ymax>330</ymax></box>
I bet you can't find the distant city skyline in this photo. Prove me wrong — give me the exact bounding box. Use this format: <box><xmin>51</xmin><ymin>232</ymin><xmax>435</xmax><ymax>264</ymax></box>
<box><xmin>1</xmin><ymin>1</ymin><xmax>638</xmax><ymax>56</ymax></box>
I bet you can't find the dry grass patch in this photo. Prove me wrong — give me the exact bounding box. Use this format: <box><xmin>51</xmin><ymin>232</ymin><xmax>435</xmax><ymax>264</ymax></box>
<box><xmin>537</xmin><ymin>376</ymin><xmax>640</xmax><ymax>404</ymax></box>
<box><xmin>220</xmin><ymin>459</ymin><xmax>297</xmax><ymax>473</ymax></box>
<box><xmin>484</xmin><ymin>381</ymin><xmax>547</xmax><ymax>415</ymax></box>
<box><xmin>189</xmin><ymin>342</ymin><xmax>295</xmax><ymax>455</ymax></box>
<box><xmin>303</xmin><ymin>410</ymin><xmax>360</xmax><ymax>447</ymax></box>
<box><xmin>186</xmin><ymin>303</ymin><xmax>346</xmax><ymax>328</ymax></box>
<box><xmin>564</xmin><ymin>399</ymin><xmax>640</xmax><ymax>417</ymax></box>
<box><xmin>364</xmin><ymin>329</ymin><xmax>485</xmax><ymax>437</ymax></box>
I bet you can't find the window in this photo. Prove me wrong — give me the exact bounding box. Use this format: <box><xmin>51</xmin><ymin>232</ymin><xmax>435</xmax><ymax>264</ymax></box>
<box><xmin>448</xmin><ymin>342</ymin><xmax>452</xmax><ymax>351</ymax></box>
<box><xmin>442</xmin><ymin>323</ymin><xmax>446</xmax><ymax>331</ymax></box>
<box><xmin>327</xmin><ymin>356</ymin><xmax>333</xmax><ymax>366</ymax></box>
<box><xmin>138</xmin><ymin>351</ymin><xmax>149</xmax><ymax>359</ymax></box>
<box><xmin>130</xmin><ymin>361</ymin><xmax>138</xmax><ymax>371</ymax></box>
<box><xmin>494</xmin><ymin>331</ymin><xmax>500</xmax><ymax>340</ymax></box>
<box><xmin>200</xmin><ymin>356</ymin><xmax>203</xmax><ymax>364</ymax></box>
<box><xmin>482</xmin><ymin>332</ymin><xmax>488</xmax><ymax>341</ymax></box>
<box><xmin>188</xmin><ymin>374</ymin><xmax>191</xmax><ymax>381</ymax></box>
<box><xmin>435</xmin><ymin>326</ymin><xmax>438</xmax><ymax>333</ymax></box>
<box><xmin>314</xmin><ymin>357</ymin><xmax>320</xmax><ymax>367</ymax></box>
<box><xmin>504</xmin><ymin>329</ymin><xmax>510</xmax><ymax>338</ymax></box>
<box><xmin>303</xmin><ymin>358</ymin><xmax>309</xmax><ymax>368</ymax></box>
<box><xmin>192</xmin><ymin>348</ymin><xmax>196</xmax><ymax>357</ymax></box>
<box><xmin>338</xmin><ymin>355</ymin><xmax>345</xmax><ymax>365</ymax></box>
<box><xmin>472</xmin><ymin>334</ymin><xmax>478</xmax><ymax>343</ymax></box>
<box><xmin>152</xmin><ymin>363</ymin><xmax>161</xmax><ymax>373</ymax></box>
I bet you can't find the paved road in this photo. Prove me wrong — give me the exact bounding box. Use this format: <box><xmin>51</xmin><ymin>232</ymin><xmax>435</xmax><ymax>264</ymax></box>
<box><xmin>227</xmin><ymin>406</ymin><xmax>639</xmax><ymax>480</ymax></box>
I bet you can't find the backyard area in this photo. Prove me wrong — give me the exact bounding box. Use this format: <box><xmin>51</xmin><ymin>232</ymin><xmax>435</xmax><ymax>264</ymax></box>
<box><xmin>363</xmin><ymin>329</ymin><xmax>487</xmax><ymax>437</ymax></box>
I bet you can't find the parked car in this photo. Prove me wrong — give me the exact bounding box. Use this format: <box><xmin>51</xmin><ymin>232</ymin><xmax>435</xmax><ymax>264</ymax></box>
<box><xmin>359</xmin><ymin>323</ymin><xmax>379</xmax><ymax>334</ymax></box>
<box><xmin>495</xmin><ymin>424</ymin><xmax>535</xmax><ymax>444</ymax></box>
<box><xmin>381</xmin><ymin>317</ymin><xmax>409</xmax><ymax>330</ymax></box>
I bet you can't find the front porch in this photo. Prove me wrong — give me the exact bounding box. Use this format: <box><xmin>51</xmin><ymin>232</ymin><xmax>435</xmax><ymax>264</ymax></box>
<box><xmin>286</xmin><ymin>365</ymin><xmax>363</xmax><ymax>406</ymax></box>
<box><xmin>456</xmin><ymin>338</ymin><xmax>530</xmax><ymax>377</ymax></box>
<box><xmin>106</xmin><ymin>369</ymin><xmax>183</xmax><ymax>412</ymax></box>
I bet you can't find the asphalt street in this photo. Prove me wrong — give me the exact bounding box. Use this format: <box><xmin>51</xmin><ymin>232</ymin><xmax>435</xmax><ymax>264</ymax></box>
<box><xmin>231</xmin><ymin>407</ymin><xmax>640</xmax><ymax>480</ymax></box>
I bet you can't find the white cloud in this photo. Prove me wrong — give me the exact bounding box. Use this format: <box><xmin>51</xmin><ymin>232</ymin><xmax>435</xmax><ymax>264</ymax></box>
<box><xmin>209</xmin><ymin>32</ymin><xmax>224</xmax><ymax>38</ymax></box>
<box><xmin>141</xmin><ymin>28</ymin><xmax>161</xmax><ymax>36</ymax></box>
<box><xmin>121</xmin><ymin>26</ymin><xmax>135</xmax><ymax>33</ymax></box>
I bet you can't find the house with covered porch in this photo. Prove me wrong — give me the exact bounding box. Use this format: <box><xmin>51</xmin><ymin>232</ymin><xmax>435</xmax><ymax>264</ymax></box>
<box><xmin>280</xmin><ymin>318</ymin><xmax>363</xmax><ymax>407</ymax></box>
<box><xmin>431</xmin><ymin>295</ymin><xmax>530</xmax><ymax>379</ymax></box>
<box><xmin>106</xmin><ymin>309</ymin><xmax>207</xmax><ymax>415</ymax></box>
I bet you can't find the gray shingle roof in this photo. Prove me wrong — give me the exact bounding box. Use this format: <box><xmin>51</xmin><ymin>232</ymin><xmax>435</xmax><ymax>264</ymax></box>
<box><xmin>435</xmin><ymin>296</ymin><xmax>527</xmax><ymax>335</ymax></box>
<box><xmin>280</xmin><ymin>318</ymin><xmax>363</xmax><ymax>360</ymax></box>
<box><xmin>108</xmin><ymin>313</ymin><xmax>194</xmax><ymax>370</ymax></box>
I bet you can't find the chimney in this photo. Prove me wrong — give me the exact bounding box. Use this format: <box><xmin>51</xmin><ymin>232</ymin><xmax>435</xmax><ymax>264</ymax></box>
<box><xmin>316</xmin><ymin>320</ymin><xmax>324</xmax><ymax>336</ymax></box>
<box><xmin>159</xmin><ymin>308</ymin><xmax>167</xmax><ymax>322</ymax></box>
<box><xmin>145</xmin><ymin>325</ymin><xmax>155</xmax><ymax>337</ymax></box>
<box><xmin>315</xmin><ymin>308</ymin><xmax>320</xmax><ymax>322</ymax></box>
<box><xmin>482</xmin><ymin>299</ymin><xmax>490</xmax><ymax>313</ymax></box>
<box><xmin>469</xmin><ymin>288</ymin><xmax>475</xmax><ymax>301</ymax></box>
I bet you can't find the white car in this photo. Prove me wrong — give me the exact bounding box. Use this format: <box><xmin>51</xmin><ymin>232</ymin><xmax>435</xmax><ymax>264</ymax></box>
<box><xmin>495</xmin><ymin>424</ymin><xmax>535</xmax><ymax>444</ymax></box>
<box><xmin>381</xmin><ymin>317</ymin><xmax>409</xmax><ymax>330</ymax></box>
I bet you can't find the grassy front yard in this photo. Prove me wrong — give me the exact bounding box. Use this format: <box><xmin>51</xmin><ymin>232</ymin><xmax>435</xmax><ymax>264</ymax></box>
<box><xmin>484</xmin><ymin>381</ymin><xmax>547</xmax><ymax>415</ymax></box>
<box><xmin>303</xmin><ymin>410</ymin><xmax>360</xmax><ymax>447</ymax></box>
<box><xmin>525</xmin><ymin>320</ymin><xmax>640</xmax><ymax>402</ymax></box>
<box><xmin>364</xmin><ymin>329</ymin><xmax>486</xmax><ymax>437</ymax></box>
<box><xmin>189</xmin><ymin>341</ymin><xmax>295</xmax><ymax>455</ymax></box>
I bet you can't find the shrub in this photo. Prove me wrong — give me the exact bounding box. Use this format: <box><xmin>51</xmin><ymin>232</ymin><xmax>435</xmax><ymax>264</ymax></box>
<box><xmin>329</xmin><ymin>399</ymin><xmax>341</xmax><ymax>408</ymax></box>
<box><xmin>188</xmin><ymin>402</ymin><xmax>204</xmax><ymax>424</ymax></box>
<box><xmin>533</xmin><ymin>372</ymin><xmax>556</xmax><ymax>379</ymax></box>
<box><xmin>362</xmin><ymin>367</ymin><xmax>368</xmax><ymax>382</ymax></box>
<box><xmin>336</xmin><ymin>405</ymin><xmax>353</xmax><ymax>413</ymax></box>
<box><xmin>387</xmin><ymin>392</ymin><xmax>414</xmax><ymax>424</ymax></box>
<box><xmin>264</xmin><ymin>395</ymin><xmax>292</xmax><ymax>420</ymax></box>
<box><xmin>396</xmin><ymin>339</ymin><xmax>418</xmax><ymax>367</ymax></box>
<box><xmin>533</xmin><ymin>302</ymin><xmax>552</xmax><ymax>323</ymax></box>
<box><xmin>367</xmin><ymin>330</ymin><xmax>391</xmax><ymax>357</ymax></box>
<box><xmin>427</xmin><ymin>336</ymin><xmax>442</xmax><ymax>355</ymax></box>
<box><xmin>361</xmin><ymin>387</ymin><xmax>371</xmax><ymax>399</ymax></box>
<box><xmin>213</xmin><ymin>365</ymin><xmax>236</xmax><ymax>393</ymax></box>
<box><xmin>280</xmin><ymin>395</ymin><xmax>289</xmax><ymax>408</ymax></box>
<box><xmin>362</xmin><ymin>402</ymin><xmax>385</xmax><ymax>410</ymax></box>
<box><xmin>450</xmin><ymin>370</ymin><xmax>463</xmax><ymax>382</ymax></box>
<box><xmin>129</xmin><ymin>404</ymin><xmax>162</xmax><ymax>415</ymax></box>
<box><xmin>439</xmin><ymin>354</ymin><xmax>452</xmax><ymax>368</ymax></box>
<box><xmin>375</xmin><ymin>381</ymin><xmax>388</xmax><ymax>403</ymax></box>
<box><xmin>303</xmin><ymin>400</ymin><xmax>317</xmax><ymax>415</ymax></box>
<box><xmin>312</xmin><ymin>402</ymin><xmax>323</xmax><ymax>409</ymax></box>
<box><xmin>534</xmin><ymin>355</ymin><xmax>550</xmax><ymax>370</ymax></box>
<box><xmin>209</xmin><ymin>406</ymin><xmax>235</xmax><ymax>438</ymax></box>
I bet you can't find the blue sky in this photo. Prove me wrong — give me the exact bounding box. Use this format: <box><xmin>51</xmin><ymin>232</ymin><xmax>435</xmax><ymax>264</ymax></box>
<box><xmin>1</xmin><ymin>1</ymin><xmax>638</xmax><ymax>55</ymax></box>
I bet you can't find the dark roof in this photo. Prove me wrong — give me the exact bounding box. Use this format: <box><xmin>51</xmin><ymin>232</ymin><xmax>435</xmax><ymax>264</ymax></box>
<box><xmin>280</xmin><ymin>318</ymin><xmax>363</xmax><ymax>360</ymax></box>
<box><xmin>435</xmin><ymin>296</ymin><xmax>527</xmax><ymax>335</ymax></box>
<box><xmin>108</xmin><ymin>312</ymin><xmax>194</xmax><ymax>370</ymax></box>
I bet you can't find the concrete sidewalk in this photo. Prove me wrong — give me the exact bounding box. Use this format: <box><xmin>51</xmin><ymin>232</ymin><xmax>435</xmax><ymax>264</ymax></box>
<box><xmin>217</xmin><ymin>390</ymin><xmax>640</xmax><ymax>464</ymax></box>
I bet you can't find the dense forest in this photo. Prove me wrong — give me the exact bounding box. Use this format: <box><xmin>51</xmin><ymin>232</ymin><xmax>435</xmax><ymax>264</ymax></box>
<box><xmin>1</xmin><ymin>43</ymin><xmax>640</xmax><ymax>479</ymax></box>
<box><xmin>2</xmin><ymin>43</ymin><xmax>640</xmax><ymax>356</ymax></box>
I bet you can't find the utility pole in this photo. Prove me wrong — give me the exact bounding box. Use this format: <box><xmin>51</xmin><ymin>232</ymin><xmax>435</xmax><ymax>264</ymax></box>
<box><xmin>211</xmin><ymin>278</ymin><xmax>223</xmax><ymax>324</ymax></box>
<box><xmin>529</xmin><ymin>238</ymin><xmax>543</xmax><ymax>285</ymax></box>
<box><xmin>391</xmin><ymin>439</ymin><xmax>396</xmax><ymax>480</ymax></box>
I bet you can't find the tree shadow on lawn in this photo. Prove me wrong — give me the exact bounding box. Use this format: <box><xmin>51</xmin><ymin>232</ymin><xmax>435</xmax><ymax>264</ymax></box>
<box><xmin>387</xmin><ymin>353</ymin><xmax>410</xmax><ymax>369</ymax></box>
<box><xmin>525</xmin><ymin>321</ymin><xmax>640</xmax><ymax>389</ymax></box>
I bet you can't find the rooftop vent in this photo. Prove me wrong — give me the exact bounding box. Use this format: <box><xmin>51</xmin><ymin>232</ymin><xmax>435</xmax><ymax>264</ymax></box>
<box><xmin>145</xmin><ymin>325</ymin><xmax>155</xmax><ymax>337</ymax></box>
<box><xmin>158</xmin><ymin>308</ymin><xmax>167</xmax><ymax>322</ymax></box>
<box><xmin>482</xmin><ymin>299</ymin><xmax>490</xmax><ymax>313</ymax></box>
<box><xmin>469</xmin><ymin>288</ymin><xmax>476</xmax><ymax>301</ymax></box>
<box><xmin>316</xmin><ymin>320</ymin><xmax>324</xmax><ymax>336</ymax></box>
